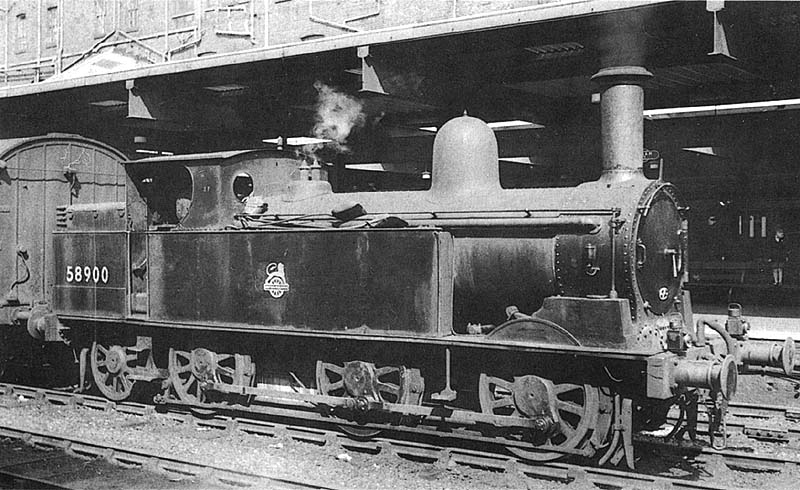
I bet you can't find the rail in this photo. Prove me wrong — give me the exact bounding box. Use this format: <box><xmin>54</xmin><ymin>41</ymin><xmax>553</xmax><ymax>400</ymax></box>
<box><xmin>2</xmin><ymin>383</ymin><xmax>798</xmax><ymax>489</ymax></box>
<box><xmin>0</xmin><ymin>386</ymin><xmax>342</xmax><ymax>489</ymax></box>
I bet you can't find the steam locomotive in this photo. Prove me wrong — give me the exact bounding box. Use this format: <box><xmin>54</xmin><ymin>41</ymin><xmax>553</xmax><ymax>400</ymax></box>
<box><xmin>0</xmin><ymin>67</ymin><xmax>795</xmax><ymax>468</ymax></box>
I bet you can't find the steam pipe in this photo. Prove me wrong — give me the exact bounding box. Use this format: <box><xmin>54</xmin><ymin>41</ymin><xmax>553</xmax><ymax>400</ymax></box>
<box><xmin>685</xmin><ymin>321</ymin><xmax>699</xmax><ymax>346</ymax></box>
<box><xmin>404</xmin><ymin>216</ymin><xmax>602</xmax><ymax>231</ymax></box>
<box><xmin>11</xmin><ymin>308</ymin><xmax>31</xmax><ymax>322</ymax></box>
<box><xmin>694</xmin><ymin>319</ymin><xmax>707</xmax><ymax>347</ymax></box>
<box><xmin>696</xmin><ymin>319</ymin><xmax>737</xmax><ymax>357</ymax></box>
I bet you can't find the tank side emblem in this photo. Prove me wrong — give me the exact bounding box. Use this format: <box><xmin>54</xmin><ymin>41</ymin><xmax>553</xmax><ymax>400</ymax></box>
<box><xmin>263</xmin><ymin>262</ymin><xmax>290</xmax><ymax>298</ymax></box>
<box><xmin>658</xmin><ymin>287</ymin><xmax>669</xmax><ymax>301</ymax></box>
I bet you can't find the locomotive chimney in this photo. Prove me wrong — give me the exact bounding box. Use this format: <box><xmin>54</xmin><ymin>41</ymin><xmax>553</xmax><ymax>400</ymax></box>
<box><xmin>591</xmin><ymin>10</ymin><xmax>652</xmax><ymax>182</ymax></box>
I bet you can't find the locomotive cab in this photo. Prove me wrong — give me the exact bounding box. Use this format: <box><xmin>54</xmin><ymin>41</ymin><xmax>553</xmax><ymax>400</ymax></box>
<box><xmin>126</xmin><ymin>150</ymin><xmax>303</xmax><ymax>231</ymax></box>
<box><xmin>126</xmin><ymin>162</ymin><xmax>192</xmax><ymax>229</ymax></box>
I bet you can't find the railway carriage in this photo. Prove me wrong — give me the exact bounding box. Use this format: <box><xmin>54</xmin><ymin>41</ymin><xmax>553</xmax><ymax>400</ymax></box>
<box><xmin>0</xmin><ymin>135</ymin><xmax>127</xmax><ymax>383</ymax></box>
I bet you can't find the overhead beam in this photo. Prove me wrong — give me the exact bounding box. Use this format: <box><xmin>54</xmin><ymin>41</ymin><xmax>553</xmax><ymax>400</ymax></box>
<box><xmin>125</xmin><ymin>79</ymin><xmax>243</xmax><ymax>132</ymax></box>
<box><xmin>0</xmin><ymin>1</ymin><xmax>675</xmax><ymax>100</ymax></box>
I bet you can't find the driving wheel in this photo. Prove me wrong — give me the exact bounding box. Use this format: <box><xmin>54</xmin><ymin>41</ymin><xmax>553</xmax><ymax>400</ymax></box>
<box><xmin>169</xmin><ymin>348</ymin><xmax>254</xmax><ymax>412</ymax></box>
<box><xmin>317</xmin><ymin>360</ymin><xmax>424</xmax><ymax>438</ymax></box>
<box><xmin>91</xmin><ymin>342</ymin><xmax>136</xmax><ymax>401</ymax></box>
<box><xmin>479</xmin><ymin>374</ymin><xmax>600</xmax><ymax>461</ymax></box>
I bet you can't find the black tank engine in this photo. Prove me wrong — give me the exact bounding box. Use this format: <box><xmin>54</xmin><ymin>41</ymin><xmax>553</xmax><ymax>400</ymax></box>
<box><xmin>1</xmin><ymin>68</ymin><xmax>795</xmax><ymax>468</ymax></box>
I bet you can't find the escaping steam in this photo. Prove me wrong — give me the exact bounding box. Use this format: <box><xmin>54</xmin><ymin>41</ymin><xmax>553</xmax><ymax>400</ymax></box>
<box><xmin>305</xmin><ymin>81</ymin><xmax>366</xmax><ymax>156</ymax></box>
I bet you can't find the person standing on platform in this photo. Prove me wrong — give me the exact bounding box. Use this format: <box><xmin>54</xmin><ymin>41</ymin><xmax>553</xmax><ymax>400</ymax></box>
<box><xmin>768</xmin><ymin>228</ymin><xmax>789</xmax><ymax>286</ymax></box>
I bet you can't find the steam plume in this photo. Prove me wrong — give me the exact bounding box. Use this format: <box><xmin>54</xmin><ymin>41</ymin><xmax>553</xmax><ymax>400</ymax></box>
<box><xmin>310</xmin><ymin>81</ymin><xmax>366</xmax><ymax>154</ymax></box>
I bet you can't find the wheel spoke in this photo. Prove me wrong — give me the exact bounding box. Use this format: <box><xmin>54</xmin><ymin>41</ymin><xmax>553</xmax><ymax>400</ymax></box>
<box><xmin>375</xmin><ymin>366</ymin><xmax>397</xmax><ymax>377</ymax></box>
<box><xmin>325</xmin><ymin>380</ymin><xmax>344</xmax><ymax>392</ymax></box>
<box><xmin>120</xmin><ymin>374</ymin><xmax>132</xmax><ymax>392</ymax></box>
<box><xmin>489</xmin><ymin>376</ymin><xmax>514</xmax><ymax>392</ymax></box>
<box><xmin>491</xmin><ymin>396</ymin><xmax>515</xmax><ymax>410</ymax></box>
<box><xmin>559</xmin><ymin>421</ymin><xmax>576</xmax><ymax>438</ymax></box>
<box><xmin>377</xmin><ymin>382</ymin><xmax>399</xmax><ymax>396</ymax></box>
<box><xmin>97</xmin><ymin>344</ymin><xmax>109</xmax><ymax>356</ymax></box>
<box><xmin>553</xmin><ymin>383</ymin><xmax>581</xmax><ymax>395</ymax></box>
<box><xmin>322</xmin><ymin>363</ymin><xmax>343</xmax><ymax>376</ymax></box>
<box><xmin>558</xmin><ymin>400</ymin><xmax>586</xmax><ymax>416</ymax></box>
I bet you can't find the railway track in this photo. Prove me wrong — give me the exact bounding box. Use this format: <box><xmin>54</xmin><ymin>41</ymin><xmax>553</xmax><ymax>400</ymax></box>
<box><xmin>2</xmin><ymin>383</ymin><xmax>798</xmax><ymax>489</ymax></box>
<box><xmin>0</xmin><ymin>436</ymin><xmax>233</xmax><ymax>490</ymax></box>
<box><xmin>0</xmin><ymin>385</ymin><xmax>343</xmax><ymax>490</ymax></box>
<box><xmin>725</xmin><ymin>402</ymin><xmax>800</xmax><ymax>443</ymax></box>
<box><xmin>0</xmin><ymin>426</ymin><xmax>338</xmax><ymax>490</ymax></box>
<box><xmin>0</xmin><ymin>444</ymin><xmax>70</xmax><ymax>490</ymax></box>
<box><xmin>658</xmin><ymin>400</ymin><xmax>800</xmax><ymax>445</ymax></box>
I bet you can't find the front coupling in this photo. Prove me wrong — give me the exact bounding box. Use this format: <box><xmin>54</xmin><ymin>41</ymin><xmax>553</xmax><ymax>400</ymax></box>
<box><xmin>739</xmin><ymin>338</ymin><xmax>795</xmax><ymax>375</ymax></box>
<box><xmin>673</xmin><ymin>355</ymin><xmax>737</xmax><ymax>400</ymax></box>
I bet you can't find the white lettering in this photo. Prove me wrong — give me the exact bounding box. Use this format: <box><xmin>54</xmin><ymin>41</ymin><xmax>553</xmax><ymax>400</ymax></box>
<box><xmin>65</xmin><ymin>265</ymin><xmax>110</xmax><ymax>284</ymax></box>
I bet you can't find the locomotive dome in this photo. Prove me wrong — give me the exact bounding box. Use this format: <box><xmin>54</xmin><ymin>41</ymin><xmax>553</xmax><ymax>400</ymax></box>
<box><xmin>431</xmin><ymin>114</ymin><xmax>501</xmax><ymax>196</ymax></box>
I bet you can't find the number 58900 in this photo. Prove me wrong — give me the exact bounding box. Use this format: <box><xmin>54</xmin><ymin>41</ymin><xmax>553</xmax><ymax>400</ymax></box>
<box><xmin>66</xmin><ymin>265</ymin><xmax>109</xmax><ymax>284</ymax></box>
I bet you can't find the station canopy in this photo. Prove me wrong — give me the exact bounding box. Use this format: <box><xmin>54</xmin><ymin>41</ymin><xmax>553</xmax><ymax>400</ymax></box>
<box><xmin>0</xmin><ymin>0</ymin><xmax>798</xmax><ymax>163</ymax></box>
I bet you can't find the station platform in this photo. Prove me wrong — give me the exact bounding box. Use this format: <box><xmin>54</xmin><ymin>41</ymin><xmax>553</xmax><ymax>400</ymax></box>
<box><xmin>694</xmin><ymin>302</ymin><xmax>800</xmax><ymax>340</ymax></box>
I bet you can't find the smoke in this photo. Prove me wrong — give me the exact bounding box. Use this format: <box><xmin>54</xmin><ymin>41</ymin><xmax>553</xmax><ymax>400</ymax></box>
<box><xmin>307</xmin><ymin>81</ymin><xmax>366</xmax><ymax>156</ymax></box>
